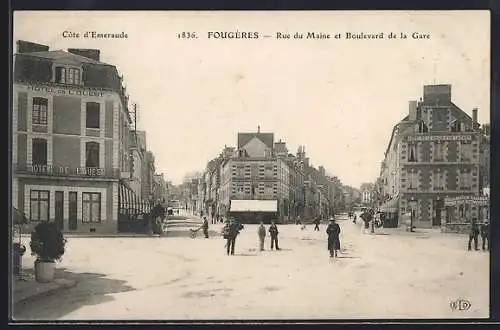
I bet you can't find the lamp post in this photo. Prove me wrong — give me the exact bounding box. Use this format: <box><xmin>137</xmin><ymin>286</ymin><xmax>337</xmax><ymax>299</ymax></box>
<box><xmin>410</xmin><ymin>196</ymin><xmax>415</xmax><ymax>232</ymax></box>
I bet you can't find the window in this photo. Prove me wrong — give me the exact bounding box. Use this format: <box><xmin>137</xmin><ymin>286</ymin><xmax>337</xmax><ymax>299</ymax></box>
<box><xmin>408</xmin><ymin>144</ymin><xmax>417</xmax><ymax>162</ymax></box>
<box><xmin>85</xmin><ymin>141</ymin><xmax>100</xmax><ymax>168</ymax></box>
<box><xmin>82</xmin><ymin>192</ymin><xmax>101</xmax><ymax>223</ymax></box>
<box><xmin>55</xmin><ymin>67</ymin><xmax>66</xmax><ymax>83</ymax></box>
<box><xmin>32</xmin><ymin>97</ymin><xmax>48</xmax><ymax>125</ymax></box>
<box><xmin>408</xmin><ymin>170</ymin><xmax>419</xmax><ymax>190</ymax></box>
<box><xmin>55</xmin><ymin>66</ymin><xmax>81</xmax><ymax>85</ymax></box>
<box><xmin>458</xmin><ymin>170</ymin><xmax>472</xmax><ymax>190</ymax></box>
<box><xmin>418</xmin><ymin>121</ymin><xmax>428</xmax><ymax>133</ymax></box>
<box><xmin>30</xmin><ymin>190</ymin><xmax>49</xmax><ymax>221</ymax></box>
<box><xmin>433</xmin><ymin>170</ymin><xmax>445</xmax><ymax>190</ymax></box>
<box><xmin>434</xmin><ymin>142</ymin><xmax>444</xmax><ymax>161</ymax></box>
<box><xmin>32</xmin><ymin>138</ymin><xmax>47</xmax><ymax>165</ymax></box>
<box><xmin>86</xmin><ymin>102</ymin><xmax>100</xmax><ymax>129</ymax></box>
<box><xmin>460</xmin><ymin>142</ymin><xmax>473</xmax><ymax>161</ymax></box>
<box><xmin>450</xmin><ymin>119</ymin><xmax>462</xmax><ymax>132</ymax></box>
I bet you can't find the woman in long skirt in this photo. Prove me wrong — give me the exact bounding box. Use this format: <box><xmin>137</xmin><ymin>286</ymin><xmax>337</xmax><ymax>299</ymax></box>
<box><xmin>326</xmin><ymin>218</ymin><xmax>341</xmax><ymax>258</ymax></box>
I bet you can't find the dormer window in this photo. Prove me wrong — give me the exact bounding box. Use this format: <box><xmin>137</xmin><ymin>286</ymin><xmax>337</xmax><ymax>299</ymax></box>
<box><xmin>54</xmin><ymin>66</ymin><xmax>81</xmax><ymax>85</ymax></box>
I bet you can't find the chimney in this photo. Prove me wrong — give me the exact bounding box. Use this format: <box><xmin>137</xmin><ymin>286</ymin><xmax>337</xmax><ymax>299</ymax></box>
<box><xmin>67</xmin><ymin>48</ymin><xmax>101</xmax><ymax>61</ymax></box>
<box><xmin>472</xmin><ymin>108</ymin><xmax>478</xmax><ymax>124</ymax></box>
<box><xmin>16</xmin><ymin>40</ymin><xmax>49</xmax><ymax>54</ymax></box>
<box><xmin>409</xmin><ymin>100</ymin><xmax>417</xmax><ymax>121</ymax></box>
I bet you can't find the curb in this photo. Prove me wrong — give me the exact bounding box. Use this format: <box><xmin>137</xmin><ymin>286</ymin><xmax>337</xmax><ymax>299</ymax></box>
<box><xmin>13</xmin><ymin>278</ymin><xmax>77</xmax><ymax>306</ymax></box>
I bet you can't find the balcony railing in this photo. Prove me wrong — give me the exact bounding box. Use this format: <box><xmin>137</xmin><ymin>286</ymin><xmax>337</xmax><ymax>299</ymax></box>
<box><xmin>14</xmin><ymin>163</ymin><xmax>120</xmax><ymax>179</ymax></box>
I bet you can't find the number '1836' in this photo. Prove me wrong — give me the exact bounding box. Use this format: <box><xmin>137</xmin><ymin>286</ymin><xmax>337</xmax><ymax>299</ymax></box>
<box><xmin>177</xmin><ymin>32</ymin><xmax>198</xmax><ymax>39</ymax></box>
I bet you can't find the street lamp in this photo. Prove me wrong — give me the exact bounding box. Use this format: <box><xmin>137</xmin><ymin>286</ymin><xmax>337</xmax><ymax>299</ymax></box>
<box><xmin>410</xmin><ymin>196</ymin><xmax>415</xmax><ymax>232</ymax></box>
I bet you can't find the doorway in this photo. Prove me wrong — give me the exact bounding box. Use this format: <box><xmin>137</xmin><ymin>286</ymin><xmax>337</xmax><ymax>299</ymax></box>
<box><xmin>55</xmin><ymin>191</ymin><xmax>64</xmax><ymax>230</ymax></box>
<box><xmin>69</xmin><ymin>191</ymin><xmax>77</xmax><ymax>230</ymax></box>
<box><xmin>432</xmin><ymin>199</ymin><xmax>444</xmax><ymax>226</ymax></box>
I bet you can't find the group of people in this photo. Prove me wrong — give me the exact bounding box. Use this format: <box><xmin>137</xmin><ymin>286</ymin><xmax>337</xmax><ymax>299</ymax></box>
<box><xmin>468</xmin><ymin>219</ymin><xmax>490</xmax><ymax>251</ymax></box>
<box><xmin>220</xmin><ymin>216</ymin><xmax>342</xmax><ymax>258</ymax></box>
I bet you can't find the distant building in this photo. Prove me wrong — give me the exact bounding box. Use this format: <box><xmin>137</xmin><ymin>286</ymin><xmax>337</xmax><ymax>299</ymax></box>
<box><xmin>378</xmin><ymin>84</ymin><xmax>487</xmax><ymax>231</ymax></box>
<box><xmin>219</xmin><ymin>128</ymin><xmax>291</xmax><ymax>223</ymax></box>
<box><xmin>360</xmin><ymin>183</ymin><xmax>374</xmax><ymax>205</ymax></box>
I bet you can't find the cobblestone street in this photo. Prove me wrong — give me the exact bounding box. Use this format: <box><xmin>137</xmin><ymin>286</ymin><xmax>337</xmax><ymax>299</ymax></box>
<box><xmin>13</xmin><ymin>215</ymin><xmax>489</xmax><ymax>320</ymax></box>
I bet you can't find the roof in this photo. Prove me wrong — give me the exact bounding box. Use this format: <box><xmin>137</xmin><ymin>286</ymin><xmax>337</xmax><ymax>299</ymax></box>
<box><xmin>237</xmin><ymin>132</ymin><xmax>274</xmax><ymax>149</ymax></box>
<box><xmin>230</xmin><ymin>200</ymin><xmax>278</xmax><ymax>212</ymax></box>
<box><xmin>19</xmin><ymin>49</ymin><xmax>110</xmax><ymax>66</ymax></box>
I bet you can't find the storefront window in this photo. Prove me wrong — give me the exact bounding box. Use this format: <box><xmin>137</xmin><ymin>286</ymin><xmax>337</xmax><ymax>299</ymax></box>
<box><xmin>30</xmin><ymin>190</ymin><xmax>49</xmax><ymax>221</ymax></box>
<box><xmin>82</xmin><ymin>192</ymin><xmax>101</xmax><ymax>223</ymax></box>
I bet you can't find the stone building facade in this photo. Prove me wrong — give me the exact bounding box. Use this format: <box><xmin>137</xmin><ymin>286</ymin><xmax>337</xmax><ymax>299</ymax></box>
<box><xmin>12</xmin><ymin>40</ymin><xmax>135</xmax><ymax>234</ymax></box>
<box><xmin>379</xmin><ymin>84</ymin><xmax>487</xmax><ymax>229</ymax></box>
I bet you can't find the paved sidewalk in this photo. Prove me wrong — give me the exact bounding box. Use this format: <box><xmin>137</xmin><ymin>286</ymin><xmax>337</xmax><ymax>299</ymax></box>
<box><xmin>13</xmin><ymin>273</ymin><xmax>77</xmax><ymax>306</ymax></box>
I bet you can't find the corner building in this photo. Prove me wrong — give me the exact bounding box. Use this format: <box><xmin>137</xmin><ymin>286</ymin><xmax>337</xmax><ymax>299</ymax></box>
<box><xmin>12</xmin><ymin>40</ymin><xmax>135</xmax><ymax>234</ymax></box>
<box><xmin>379</xmin><ymin>85</ymin><xmax>484</xmax><ymax>229</ymax></box>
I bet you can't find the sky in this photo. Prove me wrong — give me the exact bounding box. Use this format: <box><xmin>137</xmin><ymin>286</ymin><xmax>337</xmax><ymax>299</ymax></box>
<box><xmin>13</xmin><ymin>11</ymin><xmax>490</xmax><ymax>188</ymax></box>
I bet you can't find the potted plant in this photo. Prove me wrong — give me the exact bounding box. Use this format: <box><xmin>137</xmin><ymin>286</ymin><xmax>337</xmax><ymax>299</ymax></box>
<box><xmin>30</xmin><ymin>222</ymin><xmax>66</xmax><ymax>283</ymax></box>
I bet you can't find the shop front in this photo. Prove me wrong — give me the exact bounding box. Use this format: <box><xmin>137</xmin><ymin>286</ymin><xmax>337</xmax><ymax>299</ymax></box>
<box><xmin>442</xmin><ymin>195</ymin><xmax>489</xmax><ymax>233</ymax></box>
<box><xmin>378</xmin><ymin>198</ymin><xmax>399</xmax><ymax>228</ymax></box>
<box><xmin>13</xmin><ymin>165</ymin><xmax>119</xmax><ymax>234</ymax></box>
<box><xmin>118</xmin><ymin>180</ymin><xmax>153</xmax><ymax>233</ymax></box>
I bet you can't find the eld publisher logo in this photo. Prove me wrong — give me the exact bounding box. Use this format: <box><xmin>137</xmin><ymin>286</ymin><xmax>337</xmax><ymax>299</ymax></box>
<box><xmin>450</xmin><ymin>298</ymin><xmax>471</xmax><ymax>311</ymax></box>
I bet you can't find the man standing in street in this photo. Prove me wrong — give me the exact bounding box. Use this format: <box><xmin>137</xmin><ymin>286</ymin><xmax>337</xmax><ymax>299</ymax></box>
<box><xmin>269</xmin><ymin>221</ymin><xmax>280</xmax><ymax>250</ymax></box>
<box><xmin>202</xmin><ymin>216</ymin><xmax>209</xmax><ymax>238</ymax></box>
<box><xmin>313</xmin><ymin>217</ymin><xmax>321</xmax><ymax>231</ymax></box>
<box><xmin>468</xmin><ymin>219</ymin><xmax>480</xmax><ymax>251</ymax></box>
<box><xmin>258</xmin><ymin>221</ymin><xmax>266</xmax><ymax>251</ymax></box>
<box><xmin>326</xmin><ymin>217</ymin><xmax>341</xmax><ymax>258</ymax></box>
<box><xmin>480</xmin><ymin>220</ymin><xmax>490</xmax><ymax>251</ymax></box>
<box><xmin>360</xmin><ymin>209</ymin><xmax>372</xmax><ymax>234</ymax></box>
<box><xmin>223</xmin><ymin>218</ymin><xmax>244</xmax><ymax>255</ymax></box>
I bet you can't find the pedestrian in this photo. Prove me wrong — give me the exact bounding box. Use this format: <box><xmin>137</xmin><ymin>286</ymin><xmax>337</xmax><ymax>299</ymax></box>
<box><xmin>223</xmin><ymin>218</ymin><xmax>244</xmax><ymax>255</ymax></box>
<box><xmin>202</xmin><ymin>216</ymin><xmax>209</xmax><ymax>238</ymax></box>
<box><xmin>360</xmin><ymin>210</ymin><xmax>372</xmax><ymax>234</ymax></box>
<box><xmin>314</xmin><ymin>217</ymin><xmax>320</xmax><ymax>231</ymax></box>
<box><xmin>480</xmin><ymin>220</ymin><xmax>489</xmax><ymax>251</ymax></box>
<box><xmin>353</xmin><ymin>213</ymin><xmax>357</xmax><ymax>224</ymax></box>
<box><xmin>258</xmin><ymin>221</ymin><xmax>266</xmax><ymax>251</ymax></box>
<box><xmin>269</xmin><ymin>221</ymin><xmax>280</xmax><ymax>250</ymax></box>
<box><xmin>468</xmin><ymin>219</ymin><xmax>480</xmax><ymax>251</ymax></box>
<box><xmin>326</xmin><ymin>217</ymin><xmax>341</xmax><ymax>258</ymax></box>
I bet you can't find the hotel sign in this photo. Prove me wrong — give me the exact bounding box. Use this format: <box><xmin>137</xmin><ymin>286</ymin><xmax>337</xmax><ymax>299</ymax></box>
<box><xmin>444</xmin><ymin>195</ymin><xmax>489</xmax><ymax>206</ymax></box>
<box><xmin>31</xmin><ymin>165</ymin><xmax>105</xmax><ymax>176</ymax></box>
<box><xmin>407</xmin><ymin>135</ymin><xmax>472</xmax><ymax>142</ymax></box>
<box><xmin>27</xmin><ymin>84</ymin><xmax>105</xmax><ymax>97</ymax></box>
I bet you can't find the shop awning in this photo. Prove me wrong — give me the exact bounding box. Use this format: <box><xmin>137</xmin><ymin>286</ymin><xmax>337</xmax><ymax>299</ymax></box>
<box><xmin>379</xmin><ymin>198</ymin><xmax>399</xmax><ymax>213</ymax></box>
<box><xmin>230</xmin><ymin>200</ymin><xmax>278</xmax><ymax>212</ymax></box>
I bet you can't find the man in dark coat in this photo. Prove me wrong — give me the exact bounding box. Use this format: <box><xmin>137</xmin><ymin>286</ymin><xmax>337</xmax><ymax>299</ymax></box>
<box><xmin>326</xmin><ymin>218</ymin><xmax>341</xmax><ymax>258</ymax></box>
<box><xmin>313</xmin><ymin>217</ymin><xmax>321</xmax><ymax>231</ymax></box>
<box><xmin>202</xmin><ymin>217</ymin><xmax>209</xmax><ymax>238</ymax></box>
<box><xmin>258</xmin><ymin>221</ymin><xmax>266</xmax><ymax>251</ymax></box>
<box><xmin>269</xmin><ymin>221</ymin><xmax>280</xmax><ymax>250</ymax></box>
<box><xmin>468</xmin><ymin>220</ymin><xmax>480</xmax><ymax>251</ymax></box>
<box><xmin>360</xmin><ymin>210</ymin><xmax>372</xmax><ymax>234</ymax></box>
<box><xmin>223</xmin><ymin>219</ymin><xmax>244</xmax><ymax>255</ymax></box>
<box><xmin>480</xmin><ymin>220</ymin><xmax>489</xmax><ymax>251</ymax></box>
